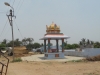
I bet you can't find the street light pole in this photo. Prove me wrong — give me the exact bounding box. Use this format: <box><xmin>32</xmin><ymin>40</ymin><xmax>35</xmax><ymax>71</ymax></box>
<box><xmin>4</xmin><ymin>2</ymin><xmax>15</xmax><ymax>60</ymax></box>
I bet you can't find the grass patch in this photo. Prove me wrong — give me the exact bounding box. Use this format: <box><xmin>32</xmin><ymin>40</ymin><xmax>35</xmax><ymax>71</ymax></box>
<box><xmin>12</xmin><ymin>58</ymin><xmax>22</xmax><ymax>62</ymax></box>
<box><xmin>68</xmin><ymin>59</ymin><xmax>84</xmax><ymax>62</ymax></box>
<box><xmin>42</xmin><ymin>61</ymin><xmax>53</xmax><ymax>65</ymax></box>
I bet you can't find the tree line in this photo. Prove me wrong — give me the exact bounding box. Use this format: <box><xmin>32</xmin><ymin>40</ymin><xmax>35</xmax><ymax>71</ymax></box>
<box><xmin>0</xmin><ymin>38</ymin><xmax>41</xmax><ymax>50</ymax></box>
<box><xmin>64</xmin><ymin>38</ymin><xmax>100</xmax><ymax>49</ymax></box>
<box><xmin>0</xmin><ymin>38</ymin><xmax>100</xmax><ymax>50</ymax></box>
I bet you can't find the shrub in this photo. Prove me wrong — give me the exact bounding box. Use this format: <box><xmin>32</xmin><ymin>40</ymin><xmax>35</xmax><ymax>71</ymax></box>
<box><xmin>0</xmin><ymin>44</ymin><xmax>6</xmax><ymax>47</ymax></box>
<box><xmin>69</xmin><ymin>59</ymin><xmax>83</xmax><ymax>62</ymax></box>
<box><xmin>86</xmin><ymin>55</ymin><xmax>100</xmax><ymax>61</ymax></box>
<box><xmin>12</xmin><ymin>58</ymin><xmax>22</xmax><ymax>62</ymax></box>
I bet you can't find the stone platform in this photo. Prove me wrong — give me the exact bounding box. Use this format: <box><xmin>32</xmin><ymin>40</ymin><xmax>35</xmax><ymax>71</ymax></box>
<box><xmin>44</xmin><ymin>52</ymin><xmax>65</xmax><ymax>59</ymax></box>
<box><xmin>21</xmin><ymin>54</ymin><xmax>84</xmax><ymax>62</ymax></box>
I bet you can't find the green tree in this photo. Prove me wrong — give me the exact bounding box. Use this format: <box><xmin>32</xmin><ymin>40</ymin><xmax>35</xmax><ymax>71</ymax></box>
<box><xmin>86</xmin><ymin>39</ymin><xmax>90</xmax><ymax>45</ymax></box>
<box><xmin>26</xmin><ymin>44</ymin><xmax>34</xmax><ymax>50</ymax></box>
<box><xmin>81</xmin><ymin>38</ymin><xmax>86</xmax><ymax>47</ymax></box>
<box><xmin>2</xmin><ymin>39</ymin><xmax>7</xmax><ymax>44</ymax></box>
<box><xmin>65</xmin><ymin>44</ymin><xmax>72</xmax><ymax>49</ymax></box>
<box><xmin>14</xmin><ymin>38</ymin><xmax>22</xmax><ymax>46</ymax></box>
<box><xmin>22</xmin><ymin>38</ymin><xmax>27</xmax><ymax>46</ymax></box>
<box><xmin>6</xmin><ymin>41</ymin><xmax>13</xmax><ymax>47</ymax></box>
<box><xmin>33</xmin><ymin>42</ymin><xmax>41</xmax><ymax>49</ymax></box>
<box><xmin>41</xmin><ymin>43</ymin><xmax>44</xmax><ymax>47</ymax></box>
<box><xmin>72</xmin><ymin>44</ymin><xmax>79</xmax><ymax>48</ymax></box>
<box><xmin>90</xmin><ymin>41</ymin><xmax>94</xmax><ymax>45</ymax></box>
<box><xmin>64</xmin><ymin>42</ymin><xmax>67</xmax><ymax>47</ymax></box>
<box><xmin>26</xmin><ymin>38</ymin><xmax>34</xmax><ymax>44</ymax></box>
<box><xmin>79</xmin><ymin>41</ymin><xmax>82</xmax><ymax>45</ymax></box>
<box><xmin>26</xmin><ymin>42</ymin><xmax>41</xmax><ymax>50</ymax></box>
<box><xmin>94</xmin><ymin>42</ymin><xmax>100</xmax><ymax>48</ymax></box>
<box><xmin>0</xmin><ymin>44</ymin><xmax>6</xmax><ymax>48</ymax></box>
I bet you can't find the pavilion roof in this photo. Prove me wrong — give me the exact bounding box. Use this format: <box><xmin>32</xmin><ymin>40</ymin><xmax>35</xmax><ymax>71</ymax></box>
<box><xmin>40</xmin><ymin>34</ymin><xmax>70</xmax><ymax>40</ymax></box>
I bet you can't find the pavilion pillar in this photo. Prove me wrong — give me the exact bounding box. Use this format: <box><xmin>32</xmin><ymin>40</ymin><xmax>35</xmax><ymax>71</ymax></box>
<box><xmin>48</xmin><ymin>38</ymin><xmax>51</xmax><ymax>53</ymax></box>
<box><xmin>62</xmin><ymin>38</ymin><xmax>64</xmax><ymax>52</ymax></box>
<box><xmin>44</xmin><ymin>40</ymin><xmax>46</xmax><ymax>52</ymax></box>
<box><xmin>56</xmin><ymin>39</ymin><xmax>59</xmax><ymax>52</ymax></box>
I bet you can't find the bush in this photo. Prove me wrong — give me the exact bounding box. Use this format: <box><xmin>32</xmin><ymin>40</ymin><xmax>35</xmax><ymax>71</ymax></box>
<box><xmin>26</xmin><ymin>44</ymin><xmax>34</xmax><ymax>50</ymax></box>
<box><xmin>0</xmin><ymin>47</ymin><xmax>6</xmax><ymax>50</ymax></box>
<box><xmin>86</xmin><ymin>55</ymin><xmax>100</xmax><ymax>61</ymax></box>
<box><xmin>69</xmin><ymin>59</ymin><xmax>83</xmax><ymax>62</ymax></box>
<box><xmin>12</xmin><ymin>58</ymin><xmax>22</xmax><ymax>62</ymax></box>
<box><xmin>0</xmin><ymin>44</ymin><xmax>6</xmax><ymax>47</ymax></box>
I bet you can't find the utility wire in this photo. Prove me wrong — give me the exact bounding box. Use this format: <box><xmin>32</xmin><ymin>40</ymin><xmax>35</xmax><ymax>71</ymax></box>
<box><xmin>0</xmin><ymin>0</ymin><xmax>12</xmax><ymax>39</ymax></box>
<box><xmin>15</xmin><ymin>0</ymin><xmax>22</xmax><ymax>12</ymax></box>
<box><xmin>16</xmin><ymin>0</ymin><xmax>24</xmax><ymax>16</ymax></box>
<box><xmin>0</xmin><ymin>19</ymin><xmax>8</xmax><ymax>38</ymax></box>
<box><xmin>12</xmin><ymin>0</ymin><xmax>15</xmax><ymax>7</ymax></box>
<box><xmin>14</xmin><ymin>19</ymin><xmax>24</xmax><ymax>39</ymax></box>
<box><xmin>2</xmin><ymin>27</ymin><xmax>10</xmax><ymax>38</ymax></box>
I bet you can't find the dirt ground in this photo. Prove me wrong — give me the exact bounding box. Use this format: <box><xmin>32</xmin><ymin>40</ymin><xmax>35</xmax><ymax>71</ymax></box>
<box><xmin>0</xmin><ymin>55</ymin><xmax>100</xmax><ymax>75</ymax></box>
<box><xmin>3</xmin><ymin>61</ymin><xmax>100</xmax><ymax>75</ymax></box>
<box><xmin>1</xmin><ymin>47</ymin><xmax>100</xmax><ymax>75</ymax></box>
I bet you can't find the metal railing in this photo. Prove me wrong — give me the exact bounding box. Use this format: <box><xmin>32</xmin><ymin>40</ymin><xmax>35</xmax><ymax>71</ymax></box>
<box><xmin>0</xmin><ymin>52</ymin><xmax>9</xmax><ymax>75</ymax></box>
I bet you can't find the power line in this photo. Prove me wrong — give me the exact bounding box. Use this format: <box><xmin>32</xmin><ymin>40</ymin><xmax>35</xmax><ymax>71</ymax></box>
<box><xmin>0</xmin><ymin>23</ymin><xmax>11</xmax><ymax>40</ymax></box>
<box><xmin>2</xmin><ymin>26</ymin><xmax>10</xmax><ymax>38</ymax></box>
<box><xmin>0</xmin><ymin>19</ymin><xmax>8</xmax><ymax>38</ymax></box>
<box><xmin>12</xmin><ymin>0</ymin><xmax>15</xmax><ymax>7</ymax></box>
<box><xmin>14</xmin><ymin>19</ymin><xmax>24</xmax><ymax>39</ymax></box>
<box><xmin>16</xmin><ymin>0</ymin><xmax>24</xmax><ymax>16</ymax></box>
<box><xmin>0</xmin><ymin>0</ymin><xmax>13</xmax><ymax>39</ymax></box>
<box><xmin>15</xmin><ymin>0</ymin><xmax>22</xmax><ymax>12</ymax></box>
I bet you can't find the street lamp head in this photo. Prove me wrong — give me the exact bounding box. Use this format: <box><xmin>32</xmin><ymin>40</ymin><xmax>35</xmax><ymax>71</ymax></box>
<box><xmin>4</xmin><ymin>2</ymin><xmax>10</xmax><ymax>6</ymax></box>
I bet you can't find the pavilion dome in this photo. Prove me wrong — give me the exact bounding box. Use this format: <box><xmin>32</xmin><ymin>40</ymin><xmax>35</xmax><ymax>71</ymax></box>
<box><xmin>49</xmin><ymin>22</ymin><xmax>55</xmax><ymax>29</ymax></box>
<box><xmin>46</xmin><ymin>22</ymin><xmax>60</xmax><ymax>33</ymax></box>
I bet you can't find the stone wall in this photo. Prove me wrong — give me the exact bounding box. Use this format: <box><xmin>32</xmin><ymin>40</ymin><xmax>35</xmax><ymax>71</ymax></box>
<box><xmin>64</xmin><ymin>48</ymin><xmax>100</xmax><ymax>57</ymax></box>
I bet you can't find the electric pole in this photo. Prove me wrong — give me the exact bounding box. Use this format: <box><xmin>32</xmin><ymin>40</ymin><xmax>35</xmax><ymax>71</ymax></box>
<box><xmin>7</xmin><ymin>9</ymin><xmax>15</xmax><ymax>60</ymax></box>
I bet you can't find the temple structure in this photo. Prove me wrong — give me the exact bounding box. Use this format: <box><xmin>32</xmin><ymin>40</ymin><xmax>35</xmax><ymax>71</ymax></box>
<box><xmin>40</xmin><ymin>22</ymin><xmax>70</xmax><ymax>59</ymax></box>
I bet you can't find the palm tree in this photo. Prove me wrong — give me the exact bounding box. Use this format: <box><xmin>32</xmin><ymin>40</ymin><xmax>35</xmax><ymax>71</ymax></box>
<box><xmin>86</xmin><ymin>39</ymin><xmax>90</xmax><ymax>48</ymax></box>
<box><xmin>87</xmin><ymin>39</ymin><xmax>90</xmax><ymax>45</ymax></box>
<box><xmin>26</xmin><ymin>38</ymin><xmax>34</xmax><ymax>44</ymax></box>
<box><xmin>14</xmin><ymin>38</ymin><xmax>22</xmax><ymax>46</ymax></box>
<box><xmin>79</xmin><ymin>41</ymin><xmax>83</xmax><ymax>49</ymax></box>
<box><xmin>90</xmin><ymin>41</ymin><xmax>94</xmax><ymax>45</ymax></box>
<box><xmin>16</xmin><ymin>38</ymin><xmax>19</xmax><ymax>42</ymax></box>
<box><xmin>22</xmin><ymin>38</ymin><xmax>27</xmax><ymax>46</ymax></box>
<box><xmin>81</xmin><ymin>38</ymin><xmax>86</xmax><ymax>47</ymax></box>
<box><xmin>79</xmin><ymin>41</ymin><xmax>82</xmax><ymax>45</ymax></box>
<box><xmin>2</xmin><ymin>39</ymin><xmax>7</xmax><ymax>44</ymax></box>
<box><xmin>90</xmin><ymin>41</ymin><xmax>94</xmax><ymax>48</ymax></box>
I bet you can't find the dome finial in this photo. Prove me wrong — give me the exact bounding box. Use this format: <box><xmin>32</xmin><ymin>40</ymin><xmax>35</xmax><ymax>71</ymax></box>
<box><xmin>52</xmin><ymin>21</ymin><xmax>54</xmax><ymax>24</ymax></box>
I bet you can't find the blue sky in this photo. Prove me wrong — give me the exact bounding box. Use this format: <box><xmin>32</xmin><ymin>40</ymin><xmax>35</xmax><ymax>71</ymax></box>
<box><xmin>0</xmin><ymin>0</ymin><xmax>100</xmax><ymax>44</ymax></box>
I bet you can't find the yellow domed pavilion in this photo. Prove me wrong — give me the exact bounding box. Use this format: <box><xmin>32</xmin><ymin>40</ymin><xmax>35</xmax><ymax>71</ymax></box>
<box><xmin>40</xmin><ymin>22</ymin><xmax>70</xmax><ymax>59</ymax></box>
<box><xmin>46</xmin><ymin>22</ymin><xmax>60</xmax><ymax>33</ymax></box>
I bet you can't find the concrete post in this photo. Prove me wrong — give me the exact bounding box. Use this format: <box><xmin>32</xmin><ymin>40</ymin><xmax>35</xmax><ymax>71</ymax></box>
<box><xmin>56</xmin><ymin>39</ymin><xmax>59</xmax><ymax>52</ymax></box>
<box><xmin>44</xmin><ymin>40</ymin><xmax>46</xmax><ymax>52</ymax></box>
<box><xmin>62</xmin><ymin>38</ymin><xmax>64</xmax><ymax>52</ymax></box>
<box><xmin>48</xmin><ymin>38</ymin><xmax>51</xmax><ymax>53</ymax></box>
